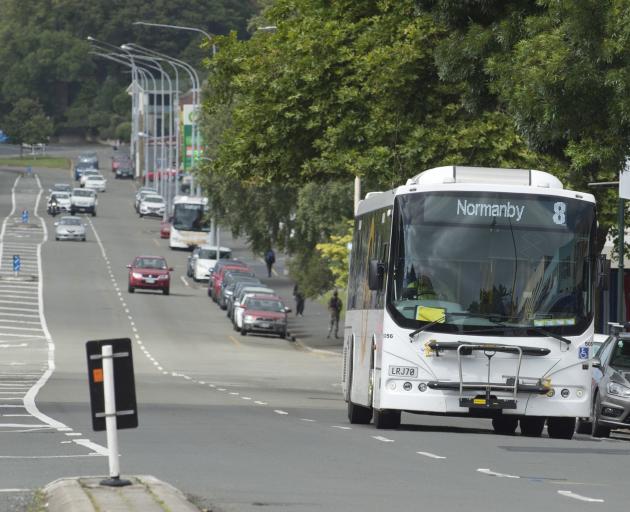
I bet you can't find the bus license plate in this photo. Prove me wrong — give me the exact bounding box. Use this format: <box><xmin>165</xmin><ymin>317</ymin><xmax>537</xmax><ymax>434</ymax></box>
<box><xmin>388</xmin><ymin>366</ymin><xmax>418</xmax><ymax>378</ymax></box>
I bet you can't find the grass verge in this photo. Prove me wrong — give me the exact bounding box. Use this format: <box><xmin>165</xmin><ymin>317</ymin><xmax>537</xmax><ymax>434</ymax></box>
<box><xmin>0</xmin><ymin>157</ymin><xmax>71</xmax><ymax>169</ymax></box>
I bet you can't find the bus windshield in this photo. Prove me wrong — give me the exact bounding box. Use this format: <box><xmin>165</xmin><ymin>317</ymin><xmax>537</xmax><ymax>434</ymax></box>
<box><xmin>172</xmin><ymin>203</ymin><xmax>210</xmax><ymax>232</ymax></box>
<box><xmin>387</xmin><ymin>192</ymin><xmax>596</xmax><ymax>336</ymax></box>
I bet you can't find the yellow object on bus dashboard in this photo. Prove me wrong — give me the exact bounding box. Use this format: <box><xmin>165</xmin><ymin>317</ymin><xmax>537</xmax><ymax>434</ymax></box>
<box><xmin>416</xmin><ymin>306</ymin><xmax>446</xmax><ymax>323</ymax></box>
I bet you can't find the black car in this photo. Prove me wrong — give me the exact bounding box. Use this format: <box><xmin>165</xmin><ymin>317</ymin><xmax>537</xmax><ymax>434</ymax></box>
<box><xmin>115</xmin><ymin>167</ymin><xmax>134</xmax><ymax>179</ymax></box>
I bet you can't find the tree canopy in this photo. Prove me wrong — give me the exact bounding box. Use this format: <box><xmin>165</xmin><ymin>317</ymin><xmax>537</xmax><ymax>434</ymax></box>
<box><xmin>0</xmin><ymin>0</ymin><xmax>259</xmax><ymax>138</ymax></box>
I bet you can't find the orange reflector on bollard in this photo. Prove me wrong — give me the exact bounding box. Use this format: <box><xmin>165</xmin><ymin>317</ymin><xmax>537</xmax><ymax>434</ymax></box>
<box><xmin>93</xmin><ymin>368</ymin><xmax>103</xmax><ymax>383</ymax></box>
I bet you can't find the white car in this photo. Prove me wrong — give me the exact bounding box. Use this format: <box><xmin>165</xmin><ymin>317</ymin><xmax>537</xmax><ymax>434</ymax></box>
<box><xmin>70</xmin><ymin>188</ymin><xmax>97</xmax><ymax>216</ymax></box>
<box><xmin>187</xmin><ymin>245</ymin><xmax>232</xmax><ymax>281</ymax></box>
<box><xmin>233</xmin><ymin>288</ymin><xmax>276</xmax><ymax>331</ymax></box>
<box><xmin>79</xmin><ymin>169</ymin><xmax>100</xmax><ymax>187</ymax></box>
<box><xmin>135</xmin><ymin>188</ymin><xmax>157</xmax><ymax>211</ymax></box>
<box><xmin>84</xmin><ymin>175</ymin><xmax>107</xmax><ymax>192</ymax></box>
<box><xmin>138</xmin><ymin>195</ymin><xmax>165</xmax><ymax>217</ymax></box>
<box><xmin>48</xmin><ymin>191</ymin><xmax>71</xmax><ymax>212</ymax></box>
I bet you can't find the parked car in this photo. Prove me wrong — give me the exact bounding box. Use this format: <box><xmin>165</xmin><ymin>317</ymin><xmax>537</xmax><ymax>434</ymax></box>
<box><xmin>576</xmin><ymin>332</ymin><xmax>630</xmax><ymax>438</ymax></box>
<box><xmin>187</xmin><ymin>245</ymin><xmax>232</xmax><ymax>281</ymax></box>
<box><xmin>232</xmin><ymin>286</ymin><xmax>276</xmax><ymax>330</ymax></box>
<box><xmin>112</xmin><ymin>155</ymin><xmax>132</xmax><ymax>173</ymax></box>
<box><xmin>70</xmin><ymin>188</ymin><xmax>97</xmax><ymax>216</ymax></box>
<box><xmin>221</xmin><ymin>274</ymin><xmax>261</xmax><ymax>312</ymax></box>
<box><xmin>127</xmin><ymin>256</ymin><xmax>172</xmax><ymax>295</ymax></box>
<box><xmin>54</xmin><ymin>216</ymin><xmax>86</xmax><ymax>242</ymax></box>
<box><xmin>138</xmin><ymin>195</ymin><xmax>165</xmax><ymax>217</ymax></box>
<box><xmin>135</xmin><ymin>188</ymin><xmax>158</xmax><ymax>211</ymax></box>
<box><xmin>240</xmin><ymin>294</ymin><xmax>290</xmax><ymax>338</ymax></box>
<box><xmin>226</xmin><ymin>280</ymin><xmax>268</xmax><ymax>318</ymax></box>
<box><xmin>115</xmin><ymin>166</ymin><xmax>134</xmax><ymax>179</ymax></box>
<box><xmin>160</xmin><ymin>218</ymin><xmax>172</xmax><ymax>239</ymax></box>
<box><xmin>208</xmin><ymin>260</ymin><xmax>249</xmax><ymax>299</ymax></box>
<box><xmin>80</xmin><ymin>169</ymin><xmax>100</xmax><ymax>187</ymax></box>
<box><xmin>218</xmin><ymin>271</ymin><xmax>258</xmax><ymax>310</ymax></box>
<box><xmin>47</xmin><ymin>191</ymin><xmax>71</xmax><ymax>213</ymax></box>
<box><xmin>84</xmin><ymin>174</ymin><xmax>107</xmax><ymax>193</ymax></box>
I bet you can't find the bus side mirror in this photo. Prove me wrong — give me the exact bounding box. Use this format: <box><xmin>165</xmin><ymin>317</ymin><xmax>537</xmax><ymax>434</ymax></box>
<box><xmin>368</xmin><ymin>259</ymin><xmax>385</xmax><ymax>291</ymax></box>
<box><xmin>596</xmin><ymin>255</ymin><xmax>610</xmax><ymax>291</ymax></box>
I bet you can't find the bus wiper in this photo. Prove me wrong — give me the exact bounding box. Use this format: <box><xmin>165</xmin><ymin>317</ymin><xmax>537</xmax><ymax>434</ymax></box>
<box><xmin>409</xmin><ymin>311</ymin><xmax>505</xmax><ymax>341</ymax></box>
<box><xmin>520</xmin><ymin>325</ymin><xmax>571</xmax><ymax>345</ymax></box>
<box><xmin>409</xmin><ymin>316</ymin><xmax>446</xmax><ymax>341</ymax></box>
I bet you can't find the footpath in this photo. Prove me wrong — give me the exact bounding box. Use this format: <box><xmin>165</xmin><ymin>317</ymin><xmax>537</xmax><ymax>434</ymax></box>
<box><xmin>40</xmin><ymin>175</ymin><xmax>343</xmax><ymax>511</ymax></box>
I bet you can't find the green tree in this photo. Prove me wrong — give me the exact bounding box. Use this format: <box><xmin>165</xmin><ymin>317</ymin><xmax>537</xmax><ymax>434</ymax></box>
<box><xmin>3</xmin><ymin>98</ymin><xmax>54</xmax><ymax>157</ymax></box>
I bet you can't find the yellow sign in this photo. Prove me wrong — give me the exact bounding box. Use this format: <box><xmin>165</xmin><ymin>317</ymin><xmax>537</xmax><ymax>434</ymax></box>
<box><xmin>473</xmin><ymin>398</ymin><xmax>486</xmax><ymax>405</ymax></box>
<box><xmin>416</xmin><ymin>306</ymin><xmax>445</xmax><ymax>323</ymax></box>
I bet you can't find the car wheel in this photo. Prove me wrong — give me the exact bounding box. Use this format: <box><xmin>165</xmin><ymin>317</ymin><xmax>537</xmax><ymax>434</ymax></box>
<box><xmin>139</xmin><ymin>213</ymin><xmax>143</xmax><ymax>218</ymax></box>
<box><xmin>92</xmin><ymin>210</ymin><xmax>96</xmax><ymax>217</ymax></box>
<box><xmin>55</xmin><ymin>237</ymin><xmax>59</xmax><ymax>241</ymax></box>
<box><xmin>163</xmin><ymin>287</ymin><xmax>170</xmax><ymax>296</ymax></box>
<box><xmin>492</xmin><ymin>415</ymin><xmax>518</xmax><ymax>435</ymax></box>
<box><xmin>575</xmin><ymin>418</ymin><xmax>592</xmax><ymax>434</ymax></box>
<box><xmin>82</xmin><ymin>237</ymin><xmax>86</xmax><ymax>242</ymax></box>
<box><xmin>280</xmin><ymin>328</ymin><xmax>288</xmax><ymax>339</ymax></box>
<box><xmin>241</xmin><ymin>329</ymin><xmax>247</xmax><ymax>336</ymax></box>
<box><xmin>70</xmin><ymin>210</ymin><xmax>75</xmax><ymax>216</ymax></box>
<box><xmin>547</xmin><ymin>417</ymin><xmax>575</xmax><ymax>440</ymax></box>
<box><xmin>519</xmin><ymin>416</ymin><xmax>545</xmax><ymax>437</ymax></box>
<box><xmin>348</xmin><ymin>400</ymin><xmax>373</xmax><ymax>424</ymax></box>
<box><xmin>128</xmin><ymin>285</ymin><xmax>134</xmax><ymax>293</ymax></box>
<box><xmin>591</xmin><ymin>393</ymin><xmax>611</xmax><ymax>438</ymax></box>
<box><xmin>374</xmin><ymin>409</ymin><xmax>401</xmax><ymax>429</ymax></box>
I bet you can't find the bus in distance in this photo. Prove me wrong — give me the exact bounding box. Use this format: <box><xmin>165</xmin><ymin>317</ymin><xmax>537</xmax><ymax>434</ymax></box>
<box><xmin>342</xmin><ymin>166</ymin><xmax>598</xmax><ymax>440</ymax></box>
<box><xmin>169</xmin><ymin>196</ymin><xmax>210</xmax><ymax>249</ymax></box>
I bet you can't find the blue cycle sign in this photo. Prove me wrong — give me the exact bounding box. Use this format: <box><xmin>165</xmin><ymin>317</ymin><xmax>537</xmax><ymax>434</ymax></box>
<box><xmin>13</xmin><ymin>255</ymin><xmax>21</xmax><ymax>273</ymax></box>
<box><xmin>21</xmin><ymin>209</ymin><xmax>29</xmax><ymax>224</ymax></box>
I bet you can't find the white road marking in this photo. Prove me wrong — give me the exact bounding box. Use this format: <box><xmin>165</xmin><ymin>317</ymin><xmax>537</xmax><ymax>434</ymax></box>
<box><xmin>241</xmin><ymin>397</ymin><xmax>252</xmax><ymax>400</ymax></box>
<box><xmin>180</xmin><ymin>276</ymin><xmax>189</xmax><ymax>287</ymax></box>
<box><xmin>229</xmin><ymin>392</ymin><xmax>239</xmax><ymax>396</ymax></box>
<box><xmin>477</xmin><ymin>468</ymin><xmax>520</xmax><ymax>479</ymax></box>
<box><xmin>64</xmin><ymin>432</ymin><xmax>82</xmax><ymax>436</ymax></box>
<box><xmin>274</xmin><ymin>410</ymin><xmax>289</xmax><ymax>415</ymax></box>
<box><xmin>331</xmin><ymin>426</ymin><xmax>351</xmax><ymax>430</ymax></box>
<box><xmin>73</xmin><ymin>438</ymin><xmax>109</xmax><ymax>456</ymax></box>
<box><xmin>218</xmin><ymin>388</ymin><xmax>226</xmax><ymax>391</ymax></box>
<box><xmin>372</xmin><ymin>436</ymin><xmax>395</xmax><ymax>443</ymax></box>
<box><xmin>0</xmin><ymin>343</ymin><xmax>28</xmax><ymax>348</ymax></box>
<box><xmin>0</xmin><ymin>454</ymin><xmax>103</xmax><ymax>459</ymax></box>
<box><xmin>0</xmin><ymin>489</ymin><xmax>32</xmax><ymax>493</ymax></box>
<box><xmin>416</xmin><ymin>451</ymin><xmax>446</xmax><ymax>459</ymax></box>
<box><xmin>254</xmin><ymin>401</ymin><xmax>267</xmax><ymax>405</ymax></box>
<box><xmin>0</xmin><ymin>423</ymin><xmax>50</xmax><ymax>428</ymax></box>
<box><xmin>300</xmin><ymin>418</ymin><xmax>315</xmax><ymax>422</ymax></box>
<box><xmin>557</xmin><ymin>491</ymin><xmax>604</xmax><ymax>503</ymax></box>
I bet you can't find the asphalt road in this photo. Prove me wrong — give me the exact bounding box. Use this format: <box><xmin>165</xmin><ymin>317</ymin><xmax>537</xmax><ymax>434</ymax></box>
<box><xmin>1</xmin><ymin>155</ymin><xmax>629</xmax><ymax>511</ymax></box>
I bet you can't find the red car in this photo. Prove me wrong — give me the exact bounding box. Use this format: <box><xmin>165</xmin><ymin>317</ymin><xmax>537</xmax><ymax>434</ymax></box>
<box><xmin>210</xmin><ymin>264</ymin><xmax>250</xmax><ymax>301</ymax></box>
<box><xmin>160</xmin><ymin>219</ymin><xmax>171</xmax><ymax>239</ymax></box>
<box><xmin>127</xmin><ymin>256</ymin><xmax>173</xmax><ymax>295</ymax></box>
<box><xmin>240</xmin><ymin>294</ymin><xmax>290</xmax><ymax>338</ymax></box>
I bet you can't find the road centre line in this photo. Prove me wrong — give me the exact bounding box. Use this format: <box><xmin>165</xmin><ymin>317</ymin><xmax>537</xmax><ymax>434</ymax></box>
<box><xmin>557</xmin><ymin>491</ymin><xmax>604</xmax><ymax>503</ymax></box>
<box><xmin>180</xmin><ymin>276</ymin><xmax>189</xmax><ymax>287</ymax></box>
<box><xmin>372</xmin><ymin>436</ymin><xmax>395</xmax><ymax>443</ymax></box>
<box><xmin>228</xmin><ymin>335</ymin><xmax>242</xmax><ymax>347</ymax></box>
<box><xmin>331</xmin><ymin>426</ymin><xmax>351</xmax><ymax>430</ymax></box>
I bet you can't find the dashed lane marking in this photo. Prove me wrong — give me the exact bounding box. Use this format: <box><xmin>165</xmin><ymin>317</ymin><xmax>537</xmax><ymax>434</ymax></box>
<box><xmin>331</xmin><ymin>426</ymin><xmax>351</xmax><ymax>430</ymax></box>
<box><xmin>180</xmin><ymin>276</ymin><xmax>189</xmax><ymax>287</ymax></box>
<box><xmin>477</xmin><ymin>468</ymin><xmax>520</xmax><ymax>479</ymax></box>
<box><xmin>274</xmin><ymin>410</ymin><xmax>289</xmax><ymax>415</ymax></box>
<box><xmin>557</xmin><ymin>491</ymin><xmax>604</xmax><ymax>503</ymax></box>
<box><xmin>372</xmin><ymin>436</ymin><xmax>395</xmax><ymax>443</ymax></box>
<box><xmin>416</xmin><ymin>451</ymin><xmax>446</xmax><ymax>459</ymax></box>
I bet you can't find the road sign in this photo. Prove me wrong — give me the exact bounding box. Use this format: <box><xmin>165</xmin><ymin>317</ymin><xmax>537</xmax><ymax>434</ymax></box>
<box><xmin>21</xmin><ymin>209</ymin><xmax>28</xmax><ymax>224</ymax></box>
<box><xmin>12</xmin><ymin>255</ymin><xmax>20</xmax><ymax>273</ymax></box>
<box><xmin>86</xmin><ymin>338</ymin><xmax>138</xmax><ymax>431</ymax></box>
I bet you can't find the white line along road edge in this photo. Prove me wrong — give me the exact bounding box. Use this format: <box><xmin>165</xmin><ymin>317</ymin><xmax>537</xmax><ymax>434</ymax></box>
<box><xmin>20</xmin><ymin>175</ymin><xmax>107</xmax><ymax>453</ymax></box>
<box><xmin>557</xmin><ymin>491</ymin><xmax>604</xmax><ymax>503</ymax></box>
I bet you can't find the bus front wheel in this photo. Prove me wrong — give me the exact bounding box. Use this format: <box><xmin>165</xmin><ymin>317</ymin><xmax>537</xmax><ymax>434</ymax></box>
<box><xmin>519</xmin><ymin>416</ymin><xmax>545</xmax><ymax>437</ymax></box>
<box><xmin>547</xmin><ymin>417</ymin><xmax>575</xmax><ymax>440</ymax></box>
<box><xmin>374</xmin><ymin>409</ymin><xmax>401</xmax><ymax>429</ymax></box>
<box><xmin>492</xmin><ymin>415</ymin><xmax>518</xmax><ymax>435</ymax></box>
<box><xmin>347</xmin><ymin>401</ymin><xmax>372</xmax><ymax>424</ymax></box>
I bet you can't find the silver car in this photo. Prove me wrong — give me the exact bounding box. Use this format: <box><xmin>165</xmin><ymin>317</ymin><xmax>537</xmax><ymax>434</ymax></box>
<box><xmin>55</xmin><ymin>216</ymin><xmax>86</xmax><ymax>241</ymax></box>
<box><xmin>583</xmin><ymin>332</ymin><xmax>630</xmax><ymax>437</ymax></box>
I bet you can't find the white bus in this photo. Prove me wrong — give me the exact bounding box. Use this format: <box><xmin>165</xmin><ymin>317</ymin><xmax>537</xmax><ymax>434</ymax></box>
<box><xmin>342</xmin><ymin>166</ymin><xmax>599</xmax><ymax>439</ymax></box>
<box><xmin>169</xmin><ymin>196</ymin><xmax>210</xmax><ymax>249</ymax></box>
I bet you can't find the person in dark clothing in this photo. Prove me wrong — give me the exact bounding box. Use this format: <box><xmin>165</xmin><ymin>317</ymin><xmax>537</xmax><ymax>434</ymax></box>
<box><xmin>264</xmin><ymin>248</ymin><xmax>276</xmax><ymax>277</ymax></box>
<box><xmin>293</xmin><ymin>284</ymin><xmax>305</xmax><ymax>316</ymax></box>
<box><xmin>327</xmin><ymin>290</ymin><xmax>342</xmax><ymax>339</ymax></box>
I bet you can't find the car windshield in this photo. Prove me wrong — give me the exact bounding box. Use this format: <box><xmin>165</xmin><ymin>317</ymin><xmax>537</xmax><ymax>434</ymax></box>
<box><xmin>246</xmin><ymin>298</ymin><xmax>285</xmax><ymax>312</ymax></box>
<box><xmin>386</xmin><ymin>192</ymin><xmax>596</xmax><ymax>336</ymax></box>
<box><xmin>609</xmin><ymin>339</ymin><xmax>630</xmax><ymax>369</ymax></box>
<box><xmin>86</xmin><ymin>176</ymin><xmax>102</xmax><ymax>181</ymax></box>
<box><xmin>53</xmin><ymin>184</ymin><xmax>71</xmax><ymax>191</ymax></box>
<box><xmin>73</xmin><ymin>190</ymin><xmax>94</xmax><ymax>197</ymax></box>
<box><xmin>198</xmin><ymin>249</ymin><xmax>231</xmax><ymax>259</ymax></box>
<box><xmin>144</xmin><ymin>197</ymin><xmax>164</xmax><ymax>204</ymax></box>
<box><xmin>60</xmin><ymin>218</ymin><xmax>82</xmax><ymax>226</ymax></box>
<box><xmin>52</xmin><ymin>193</ymin><xmax>69</xmax><ymax>199</ymax></box>
<box><xmin>134</xmin><ymin>258</ymin><xmax>168</xmax><ymax>269</ymax></box>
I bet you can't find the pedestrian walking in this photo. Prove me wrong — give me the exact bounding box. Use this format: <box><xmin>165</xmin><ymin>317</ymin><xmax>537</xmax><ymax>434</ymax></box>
<box><xmin>327</xmin><ymin>290</ymin><xmax>342</xmax><ymax>339</ymax></box>
<box><xmin>293</xmin><ymin>284</ymin><xmax>305</xmax><ymax>316</ymax></box>
<box><xmin>264</xmin><ymin>248</ymin><xmax>276</xmax><ymax>278</ymax></box>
